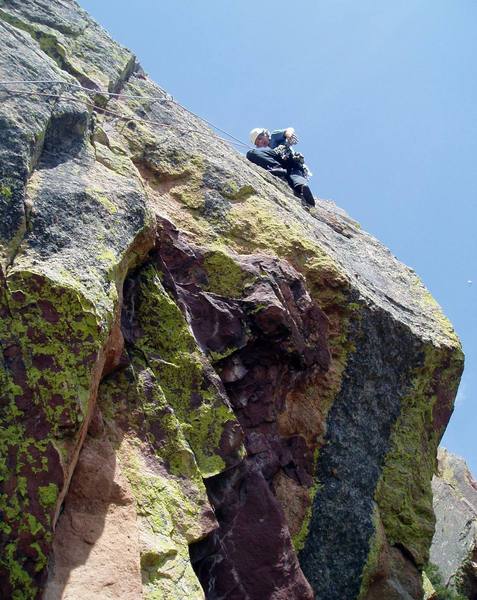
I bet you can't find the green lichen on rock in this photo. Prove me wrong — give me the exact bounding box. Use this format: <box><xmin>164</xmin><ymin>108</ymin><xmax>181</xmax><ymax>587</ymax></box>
<box><xmin>169</xmin><ymin>156</ymin><xmax>205</xmax><ymax>210</ymax></box>
<box><xmin>6</xmin><ymin>269</ymin><xmax>104</xmax><ymax>427</ymax></box>
<box><xmin>0</xmin><ymin>183</ymin><xmax>13</xmax><ymax>200</ymax></box>
<box><xmin>87</xmin><ymin>188</ymin><xmax>118</xmax><ymax>214</ymax></box>
<box><xmin>292</xmin><ymin>475</ymin><xmax>322</xmax><ymax>553</ymax></box>
<box><xmin>0</xmin><ymin>2</ymin><xmax>134</xmax><ymax>89</ymax></box>
<box><xmin>94</xmin><ymin>143</ymin><xmax>140</xmax><ymax>179</ymax></box>
<box><xmin>38</xmin><ymin>483</ymin><xmax>58</xmax><ymax>509</ymax></box>
<box><xmin>4</xmin><ymin>541</ymin><xmax>40</xmax><ymax>600</ymax></box>
<box><xmin>222</xmin><ymin>197</ymin><xmax>349</xmax><ymax>306</ymax></box>
<box><xmin>99</xmin><ymin>361</ymin><xmax>200</xmax><ymax>483</ymax></box>
<box><xmin>118</xmin><ymin>443</ymin><xmax>207</xmax><ymax>600</ymax></box>
<box><xmin>93</xmin><ymin>256</ymin><xmax>246</xmax><ymax>596</ymax></box>
<box><xmin>0</xmin><ymin>146</ymin><xmax>155</xmax><ymax>592</ymax></box>
<box><xmin>136</xmin><ymin>144</ymin><xmax>207</xmax><ymax>209</ymax></box>
<box><xmin>202</xmin><ymin>247</ymin><xmax>255</xmax><ymax>297</ymax></box>
<box><xmin>423</xmin><ymin>570</ymin><xmax>438</xmax><ymax>599</ymax></box>
<box><xmin>374</xmin><ymin>344</ymin><xmax>464</xmax><ymax>566</ymax></box>
<box><xmin>0</xmin><ymin>178</ymin><xmax>27</xmax><ymax>270</ymax></box>
<box><xmin>410</xmin><ymin>275</ymin><xmax>461</xmax><ymax>348</ymax></box>
<box><xmin>220</xmin><ymin>180</ymin><xmax>256</xmax><ymax>201</ymax></box>
<box><xmin>0</xmin><ymin>433</ymin><xmax>57</xmax><ymax>596</ymax></box>
<box><xmin>0</xmin><ymin>267</ymin><xmax>107</xmax><ymax>594</ymax></box>
<box><xmin>357</xmin><ymin>505</ymin><xmax>386</xmax><ymax>599</ymax></box>
<box><xmin>171</xmin><ymin>187</ymin><xmax>204</xmax><ymax>209</ymax></box>
<box><xmin>97</xmin><ymin>356</ymin><xmax>214</xmax><ymax>598</ymax></box>
<box><xmin>0</xmin><ymin>9</ymin><xmax>76</xmax><ymax>79</ymax></box>
<box><xmin>144</xmin><ymin>147</ymin><xmax>204</xmax><ymax>182</ymax></box>
<box><xmin>131</xmin><ymin>264</ymin><xmax>241</xmax><ymax>477</ymax></box>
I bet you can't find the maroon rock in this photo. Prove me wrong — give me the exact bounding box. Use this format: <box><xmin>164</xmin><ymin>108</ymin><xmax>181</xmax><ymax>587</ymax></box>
<box><xmin>155</xmin><ymin>220</ymin><xmax>330</xmax><ymax>598</ymax></box>
<box><xmin>190</xmin><ymin>461</ymin><xmax>314</xmax><ymax>600</ymax></box>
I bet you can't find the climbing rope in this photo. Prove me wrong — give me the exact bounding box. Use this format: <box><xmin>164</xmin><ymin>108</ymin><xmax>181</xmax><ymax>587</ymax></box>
<box><xmin>0</xmin><ymin>86</ymin><xmax>245</xmax><ymax>147</ymax></box>
<box><xmin>0</xmin><ymin>79</ymin><xmax>250</xmax><ymax>149</ymax></box>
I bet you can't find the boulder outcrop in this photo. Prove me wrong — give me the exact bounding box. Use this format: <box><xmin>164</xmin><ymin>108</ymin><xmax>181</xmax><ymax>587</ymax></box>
<box><xmin>0</xmin><ymin>1</ymin><xmax>464</xmax><ymax>599</ymax></box>
<box><xmin>428</xmin><ymin>448</ymin><xmax>477</xmax><ymax>600</ymax></box>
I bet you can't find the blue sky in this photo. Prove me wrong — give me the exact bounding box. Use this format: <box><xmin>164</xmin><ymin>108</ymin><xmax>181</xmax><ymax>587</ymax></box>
<box><xmin>80</xmin><ymin>0</ymin><xmax>476</xmax><ymax>473</ymax></box>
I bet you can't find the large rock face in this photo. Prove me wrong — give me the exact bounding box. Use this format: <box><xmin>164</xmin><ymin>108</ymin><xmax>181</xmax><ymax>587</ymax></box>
<box><xmin>0</xmin><ymin>1</ymin><xmax>464</xmax><ymax>599</ymax></box>
<box><xmin>429</xmin><ymin>448</ymin><xmax>477</xmax><ymax>599</ymax></box>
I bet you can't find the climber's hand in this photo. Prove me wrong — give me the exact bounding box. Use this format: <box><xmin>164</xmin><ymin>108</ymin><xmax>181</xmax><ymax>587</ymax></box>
<box><xmin>285</xmin><ymin>128</ymin><xmax>299</xmax><ymax>145</ymax></box>
<box><xmin>289</xmin><ymin>133</ymin><xmax>299</xmax><ymax>145</ymax></box>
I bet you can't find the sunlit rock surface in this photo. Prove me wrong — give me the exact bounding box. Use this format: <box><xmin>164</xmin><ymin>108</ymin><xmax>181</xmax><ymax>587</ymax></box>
<box><xmin>0</xmin><ymin>1</ymin><xmax>464</xmax><ymax>599</ymax></box>
<box><xmin>429</xmin><ymin>448</ymin><xmax>477</xmax><ymax>600</ymax></box>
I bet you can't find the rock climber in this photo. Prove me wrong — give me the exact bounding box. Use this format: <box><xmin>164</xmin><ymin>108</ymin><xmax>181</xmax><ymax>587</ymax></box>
<box><xmin>246</xmin><ymin>127</ymin><xmax>315</xmax><ymax>208</ymax></box>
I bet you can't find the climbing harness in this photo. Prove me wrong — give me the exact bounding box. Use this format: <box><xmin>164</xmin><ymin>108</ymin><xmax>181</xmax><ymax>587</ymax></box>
<box><xmin>273</xmin><ymin>143</ymin><xmax>312</xmax><ymax>179</ymax></box>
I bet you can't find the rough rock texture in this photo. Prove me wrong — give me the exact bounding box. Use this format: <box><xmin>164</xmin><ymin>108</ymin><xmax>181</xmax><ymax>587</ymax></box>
<box><xmin>429</xmin><ymin>448</ymin><xmax>477</xmax><ymax>599</ymax></box>
<box><xmin>0</xmin><ymin>1</ymin><xmax>464</xmax><ymax>599</ymax></box>
<box><xmin>44</xmin><ymin>429</ymin><xmax>142</xmax><ymax>600</ymax></box>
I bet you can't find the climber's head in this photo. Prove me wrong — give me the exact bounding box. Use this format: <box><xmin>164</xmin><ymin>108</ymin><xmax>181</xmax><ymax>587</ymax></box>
<box><xmin>250</xmin><ymin>128</ymin><xmax>270</xmax><ymax>148</ymax></box>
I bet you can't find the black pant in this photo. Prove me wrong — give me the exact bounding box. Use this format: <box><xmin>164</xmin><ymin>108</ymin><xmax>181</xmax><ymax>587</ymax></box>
<box><xmin>246</xmin><ymin>147</ymin><xmax>308</xmax><ymax>191</ymax></box>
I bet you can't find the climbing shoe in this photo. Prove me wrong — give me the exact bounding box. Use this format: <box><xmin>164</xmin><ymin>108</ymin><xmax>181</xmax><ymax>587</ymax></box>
<box><xmin>294</xmin><ymin>184</ymin><xmax>315</xmax><ymax>208</ymax></box>
<box><xmin>301</xmin><ymin>185</ymin><xmax>315</xmax><ymax>207</ymax></box>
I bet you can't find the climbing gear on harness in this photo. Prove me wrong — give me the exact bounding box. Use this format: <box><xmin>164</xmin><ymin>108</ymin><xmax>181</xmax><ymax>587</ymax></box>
<box><xmin>273</xmin><ymin>144</ymin><xmax>305</xmax><ymax>167</ymax></box>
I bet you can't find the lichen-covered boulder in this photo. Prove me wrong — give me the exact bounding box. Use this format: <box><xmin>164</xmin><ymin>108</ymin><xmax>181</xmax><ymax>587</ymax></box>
<box><xmin>428</xmin><ymin>448</ymin><xmax>477</xmax><ymax>599</ymax></box>
<box><xmin>0</xmin><ymin>1</ymin><xmax>464</xmax><ymax>599</ymax></box>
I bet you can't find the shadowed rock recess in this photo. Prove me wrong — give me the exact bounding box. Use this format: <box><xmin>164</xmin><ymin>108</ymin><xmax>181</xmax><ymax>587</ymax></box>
<box><xmin>0</xmin><ymin>1</ymin><xmax>464</xmax><ymax>599</ymax></box>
